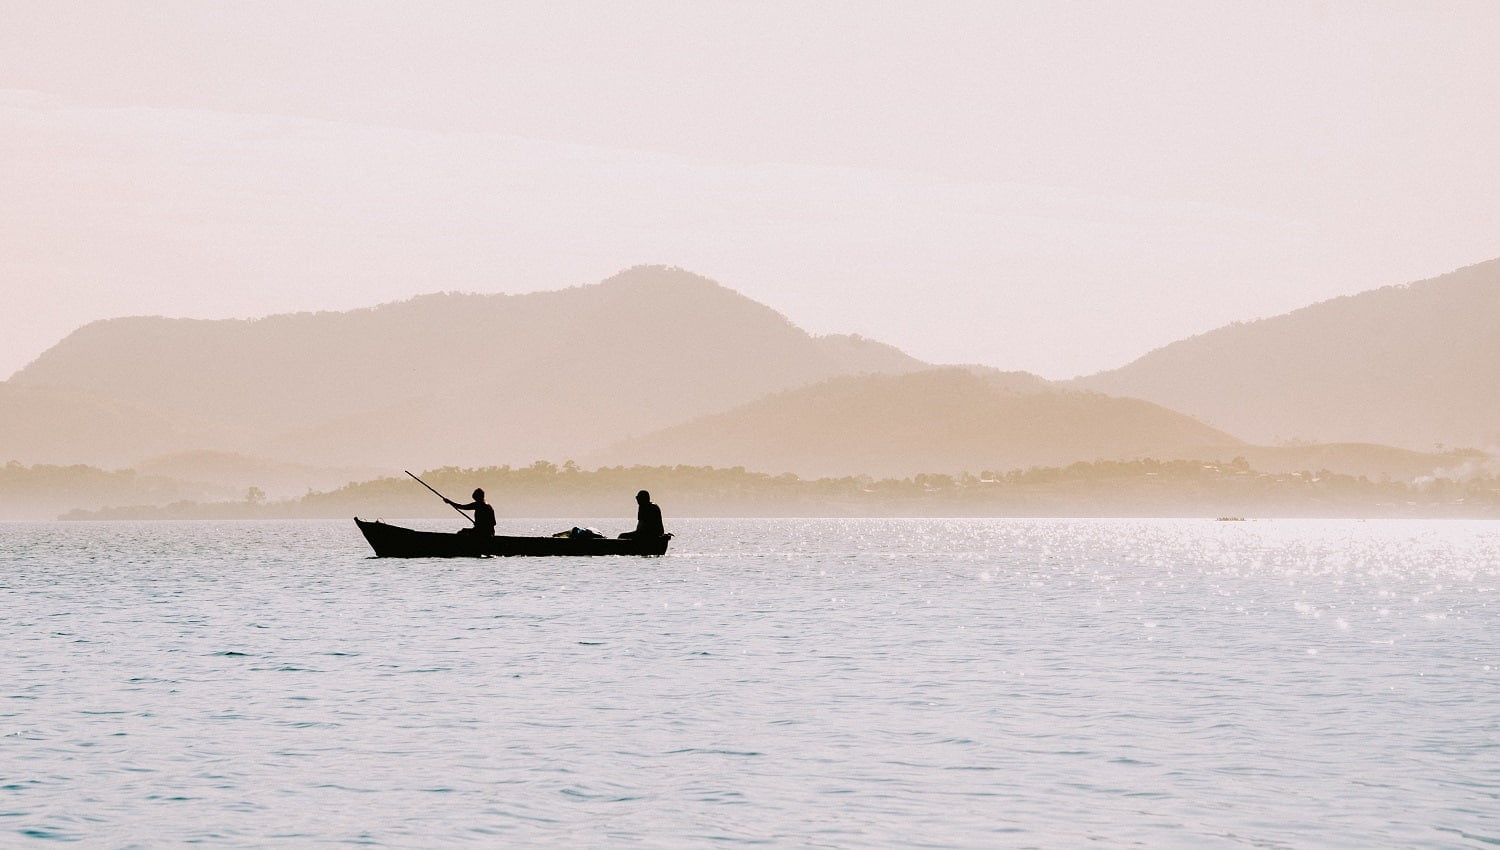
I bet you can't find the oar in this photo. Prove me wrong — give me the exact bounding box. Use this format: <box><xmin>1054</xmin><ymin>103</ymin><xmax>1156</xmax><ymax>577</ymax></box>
<box><xmin>406</xmin><ymin>470</ymin><xmax>476</xmax><ymax>525</ymax></box>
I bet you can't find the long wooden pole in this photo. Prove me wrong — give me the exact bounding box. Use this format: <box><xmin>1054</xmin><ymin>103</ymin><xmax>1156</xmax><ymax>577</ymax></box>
<box><xmin>406</xmin><ymin>470</ymin><xmax>475</xmax><ymax>524</ymax></box>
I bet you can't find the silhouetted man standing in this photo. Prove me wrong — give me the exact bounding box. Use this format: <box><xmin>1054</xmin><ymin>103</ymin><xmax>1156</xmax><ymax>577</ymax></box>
<box><xmin>619</xmin><ymin>489</ymin><xmax>664</xmax><ymax>539</ymax></box>
<box><xmin>446</xmin><ymin>488</ymin><xmax>496</xmax><ymax>538</ymax></box>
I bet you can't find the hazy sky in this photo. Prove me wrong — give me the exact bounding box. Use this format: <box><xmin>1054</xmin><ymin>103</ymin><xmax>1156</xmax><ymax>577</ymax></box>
<box><xmin>3</xmin><ymin>1</ymin><xmax>1497</xmax><ymax>380</ymax></box>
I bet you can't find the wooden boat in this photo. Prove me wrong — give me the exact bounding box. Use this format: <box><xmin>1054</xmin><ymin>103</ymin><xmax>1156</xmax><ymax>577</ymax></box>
<box><xmin>355</xmin><ymin>517</ymin><xmax>671</xmax><ymax>558</ymax></box>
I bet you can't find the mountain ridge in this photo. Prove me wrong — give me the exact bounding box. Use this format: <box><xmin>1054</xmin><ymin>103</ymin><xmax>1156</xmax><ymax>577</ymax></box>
<box><xmin>5</xmin><ymin>266</ymin><xmax>931</xmax><ymax>470</ymax></box>
<box><xmin>1075</xmin><ymin>258</ymin><xmax>1500</xmax><ymax>451</ymax></box>
<box><xmin>5</xmin><ymin>261</ymin><xmax>1494</xmax><ymax>498</ymax></box>
<box><xmin>594</xmin><ymin>367</ymin><xmax>1243</xmax><ymax>478</ymax></box>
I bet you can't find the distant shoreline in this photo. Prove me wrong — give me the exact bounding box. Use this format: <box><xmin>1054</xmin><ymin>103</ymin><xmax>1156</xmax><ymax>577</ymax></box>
<box><xmin>4</xmin><ymin>459</ymin><xmax>1491</xmax><ymax>522</ymax></box>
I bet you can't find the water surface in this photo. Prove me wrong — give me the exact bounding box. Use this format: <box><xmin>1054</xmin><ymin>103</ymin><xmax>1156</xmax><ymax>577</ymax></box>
<box><xmin>2</xmin><ymin>518</ymin><xmax>1497</xmax><ymax>847</ymax></box>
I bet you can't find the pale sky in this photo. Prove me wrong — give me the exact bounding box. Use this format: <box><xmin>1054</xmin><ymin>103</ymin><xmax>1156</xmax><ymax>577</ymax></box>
<box><xmin>2</xmin><ymin>0</ymin><xmax>1498</xmax><ymax>380</ymax></box>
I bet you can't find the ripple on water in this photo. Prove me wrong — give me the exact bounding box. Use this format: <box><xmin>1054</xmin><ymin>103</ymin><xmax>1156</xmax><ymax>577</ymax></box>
<box><xmin>0</xmin><ymin>518</ymin><xmax>1496</xmax><ymax>848</ymax></box>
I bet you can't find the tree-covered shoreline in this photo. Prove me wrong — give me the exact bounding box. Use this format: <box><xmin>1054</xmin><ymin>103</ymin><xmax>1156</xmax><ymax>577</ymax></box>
<box><xmin>12</xmin><ymin>458</ymin><xmax>1496</xmax><ymax>521</ymax></box>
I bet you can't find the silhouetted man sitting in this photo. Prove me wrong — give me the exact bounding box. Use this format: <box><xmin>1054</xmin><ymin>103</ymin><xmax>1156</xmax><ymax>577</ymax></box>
<box><xmin>446</xmin><ymin>488</ymin><xmax>496</xmax><ymax>538</ymax></box>
<box><xmin>619</xmin><ymin>489</ymin><xmax>664</xmax><ymax>539</ymax></box>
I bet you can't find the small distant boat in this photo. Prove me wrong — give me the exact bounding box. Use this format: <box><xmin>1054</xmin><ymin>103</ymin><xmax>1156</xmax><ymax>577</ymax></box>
<box><xmin>354</xmin><ymin>517</ymin><xmax>671</xmax><ymax>558</ymax></box>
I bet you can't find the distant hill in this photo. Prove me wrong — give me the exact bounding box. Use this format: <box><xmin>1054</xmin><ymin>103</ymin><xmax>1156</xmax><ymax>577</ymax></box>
<box><xmin>12</xmin><ymin>261</ymin><xmax>1491</xmax><ymax>497</ymax></box>
<box><xmin>5</xmin><ymin>266</ymin><xmax>927</xmax><ymax>470</ymax></box>
<box><xmin>594</xmin><ymin>367</ymin><xmax>1244</xmax><ymax>478</ymax></box>
<box><xmin>132</xmin><ymin>451</ymin><xmax>386</xmax><ymax>501</ymax></box>
<box><xmin>0</xmin><ymin>383</ymin><xmax>236</xmax><ymax>467</ymax></box>
<box><xmin>1076</xmin><ymin>259</ymin><xmax>1500</xmax><ymax>451</ymax></box>
<box><xmin>0</xmin><ymin>458</ymin><xmax>226</xmax><ymax>521</ymax></box>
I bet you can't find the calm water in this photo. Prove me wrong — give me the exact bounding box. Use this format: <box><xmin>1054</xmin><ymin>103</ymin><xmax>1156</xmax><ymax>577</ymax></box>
<box><xmin>2</xmin><ymin>518</ymin><xmax>1496</xmax><ymax>848</ymax></box>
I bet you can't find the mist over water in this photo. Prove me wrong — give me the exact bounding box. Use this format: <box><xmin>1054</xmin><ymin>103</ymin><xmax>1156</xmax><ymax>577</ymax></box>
<box><xmin>3</xmin><ymin>518</ymin><xmax>1496</xmax><ymax>847</ymax></box>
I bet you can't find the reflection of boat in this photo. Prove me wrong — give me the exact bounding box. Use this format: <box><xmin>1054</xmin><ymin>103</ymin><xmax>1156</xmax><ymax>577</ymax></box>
<box><xmin>355</xmin><ymin>518</ymin><xmax>672</xmax><ymax>558</ymax></box>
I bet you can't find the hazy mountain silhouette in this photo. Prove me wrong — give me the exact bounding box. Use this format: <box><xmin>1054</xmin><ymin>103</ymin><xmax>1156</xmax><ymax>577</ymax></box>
<box><xmin>1077</xmin><ymin>259</ymin><xmax>1500</xmax><ymax>451</ymax></box>
<box><xmin>594</xmin><ymin>367</ymin><xmax>1243</xmax><ymax>478</ymax></box>
<box><xmin>0</xmin><ymin>383</ymin><xmax>237</xmax><ymax>467</ymax></box>
<box><xmin>132</xmin><ymin>451</ymin><xmax>386</xmax><ymax>501</ymax></box>
<box><xmin>5</xmin><ymin>266</ymin><xmax>927</xmax><ymax>470</ymax></box>
<box><xmin>10</xmin><ymin>262</ymin><xmax>1491</xmax><ymax>498</ymax></box>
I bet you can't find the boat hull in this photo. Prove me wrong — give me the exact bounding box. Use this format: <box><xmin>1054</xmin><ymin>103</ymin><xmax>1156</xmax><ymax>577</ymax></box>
<box><xmin>355</xmin><ymin>518</ymin><xmax>671</xmax><ymax>558</ymax></box>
